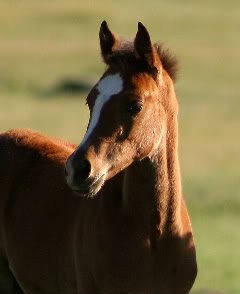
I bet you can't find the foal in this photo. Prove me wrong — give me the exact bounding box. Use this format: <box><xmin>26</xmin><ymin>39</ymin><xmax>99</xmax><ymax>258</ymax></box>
<box><xmin>65</xmin><ymin>21</ymin><xmax>197</xmax><ymax>293</ymax></box>
<box><xmin>0</xmin><ymin>22</ymin><xmax>197</xmax><ymax>293</ymax></box>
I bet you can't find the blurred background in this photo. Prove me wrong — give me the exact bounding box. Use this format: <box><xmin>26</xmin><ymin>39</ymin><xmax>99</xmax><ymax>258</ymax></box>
<box><xmin>0</xmin><ymin>0</ymin><xmax>239</xmax><ymax>292</ymax></box>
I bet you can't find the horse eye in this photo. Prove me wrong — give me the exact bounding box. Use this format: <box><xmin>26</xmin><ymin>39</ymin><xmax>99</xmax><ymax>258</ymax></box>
<box><xmin>128</xmin><ymin>100</ymin><xmax>143</xmax><ymax>114</ymax></box>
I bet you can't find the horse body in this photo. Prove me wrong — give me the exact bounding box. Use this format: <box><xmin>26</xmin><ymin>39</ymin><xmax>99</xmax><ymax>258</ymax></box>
<box><xmin>0</xmin><ymin>22</ymin><xmax>197</xmax><ymax>293</ymax></box>
<box><xmin>0</xmin><ymin>129</ymin><xmax>78</xmax><ymax>293</ymax></box>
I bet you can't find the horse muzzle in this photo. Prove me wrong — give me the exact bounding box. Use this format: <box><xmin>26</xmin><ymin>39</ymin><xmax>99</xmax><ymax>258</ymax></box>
<box><xmin>65</xmin><ymin>156</ymin><xmax>106</xmax><ymax>198</ymax></box>
<box><xmin>71</xmin><ymin>174</ymin><xmax>106</xmax><ymax>198</ymax></box>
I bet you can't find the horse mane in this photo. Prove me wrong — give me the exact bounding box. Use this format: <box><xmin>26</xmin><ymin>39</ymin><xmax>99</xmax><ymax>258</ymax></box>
<box><xmin>154</xmin><ymin>42</ymin><xmax>178</xmax><ymax>82</ymax></box>
<box><xmin>103</xmin><ymin>39</ymin><xmax>178</xmax><ymax>82</ymax></box>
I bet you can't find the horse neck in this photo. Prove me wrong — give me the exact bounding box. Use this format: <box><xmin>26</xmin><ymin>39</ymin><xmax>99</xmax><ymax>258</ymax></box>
<box><xmin>122</xmin><ymin>115</ymin><xmax>182</xmax><ymax>239</ymax></box>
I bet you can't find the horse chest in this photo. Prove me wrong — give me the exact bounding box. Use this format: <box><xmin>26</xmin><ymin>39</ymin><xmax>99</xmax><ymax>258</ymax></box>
<box><xmin>76</xmin><ymin>216</ymin><xmax>166</xmax><ymax>292</ymax></box>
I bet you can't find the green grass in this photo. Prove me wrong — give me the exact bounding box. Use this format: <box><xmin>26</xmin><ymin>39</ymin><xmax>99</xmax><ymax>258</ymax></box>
<box><xmin>0</xmin><ymin>0</ymin><xmax>240</xmax><ymax>292</ymax></box>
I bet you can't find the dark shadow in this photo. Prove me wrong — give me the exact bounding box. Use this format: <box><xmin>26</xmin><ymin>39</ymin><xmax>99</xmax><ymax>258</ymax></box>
<box><xmin>0</xmin><ymin>76</ymin><xmax>94</xmax><ymax>98</ymax></box>
<box><xmin>51</xmin><ymin>78</ymin><xmax>92</xmax><ymax>95</ymax></box>
<box><xmin>31</xmin><ymin>77</ymin><xmax>93</xmax><ymax>98</ymax></box>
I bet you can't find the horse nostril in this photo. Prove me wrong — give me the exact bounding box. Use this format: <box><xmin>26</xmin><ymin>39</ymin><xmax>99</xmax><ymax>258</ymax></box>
<box><xmin>77</xmin><ymin>159</ymin><xmax>91</xmax><ymax>182</ymax></box>
<box><xmin>64</xmin><ymin>166</ymin><xmax>68</xmax><ymax>177</ymax></box>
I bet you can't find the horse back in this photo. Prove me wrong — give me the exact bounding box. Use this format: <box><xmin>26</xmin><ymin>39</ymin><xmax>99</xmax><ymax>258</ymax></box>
<box><xmin>0</xmin><ymin>128</ymin><xmax>76</xmax><ymax>226</ymax></box>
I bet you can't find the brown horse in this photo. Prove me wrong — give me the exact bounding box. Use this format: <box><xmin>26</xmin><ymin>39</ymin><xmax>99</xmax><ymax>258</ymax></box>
<box><xmin>0</xmin><ymin>22</ymin><xmax>197</xmax><ymax>293</ymax></box>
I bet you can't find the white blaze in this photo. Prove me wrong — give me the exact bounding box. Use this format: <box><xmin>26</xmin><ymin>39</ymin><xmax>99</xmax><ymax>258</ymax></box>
<box><xmin>78</xmin><ymin>73</ymin><xmax>123</xmax><ymax>148</ymax></box>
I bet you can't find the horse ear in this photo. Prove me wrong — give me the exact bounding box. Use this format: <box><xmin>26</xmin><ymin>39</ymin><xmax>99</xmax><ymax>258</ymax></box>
<box><xmin>99</xmin><ymin>20</ymin><xmax>118</xmax><ymax>63</ymax></box>
<box><xmin>134</xmin><ymin>22</ymin><xmax>155</xmax><ymax>68</ymax></box>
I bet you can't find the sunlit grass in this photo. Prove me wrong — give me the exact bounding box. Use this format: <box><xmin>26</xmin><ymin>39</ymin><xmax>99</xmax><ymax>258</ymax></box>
<box><xmin>0</xmin><ymin>0</ymin><xmax>239</xmax><ymax>292</ymax></box>
<box><xmin>0</xmin><ymin>92</ymin><xmax>89</xmax><ymax>142</ymax></box>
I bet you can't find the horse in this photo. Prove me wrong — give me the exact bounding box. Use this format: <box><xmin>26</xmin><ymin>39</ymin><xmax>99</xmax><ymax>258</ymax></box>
<box><xmin>0</xmin><ymin>21</ymin><xmax>197</xmax><ymax>293</ymax></box>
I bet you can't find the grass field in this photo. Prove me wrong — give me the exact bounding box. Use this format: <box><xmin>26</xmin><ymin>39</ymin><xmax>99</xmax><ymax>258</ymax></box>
<box><xmin>0</xmin><ymin>0</ymin><xmax>239</xmax><ymax>292</ymax></box>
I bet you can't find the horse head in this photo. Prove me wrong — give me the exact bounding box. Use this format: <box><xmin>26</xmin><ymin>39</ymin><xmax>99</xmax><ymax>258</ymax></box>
<box><xmin>65</xmin><ymin>21</ymin><xmax>178</xmax><ymax>198</ymax></box>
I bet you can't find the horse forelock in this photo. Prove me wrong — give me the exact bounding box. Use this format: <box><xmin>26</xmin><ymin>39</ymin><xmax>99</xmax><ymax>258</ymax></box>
<box><xmin>102</xmin><ymin>39</ymin><xmax>178</xmax><ymax>82</ymax></box>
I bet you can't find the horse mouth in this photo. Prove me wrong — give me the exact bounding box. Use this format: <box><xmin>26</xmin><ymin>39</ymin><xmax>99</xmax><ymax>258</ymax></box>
<box><xmin>72</xmin><ymin>174</ymin><xmax>106</xmax><ymax>198</ymax></box>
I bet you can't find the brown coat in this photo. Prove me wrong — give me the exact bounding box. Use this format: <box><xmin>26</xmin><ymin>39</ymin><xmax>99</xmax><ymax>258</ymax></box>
<box><xmin>0</xmin><ymin>21</ymin><xmax>197</xmax><ymax>293</ymax></box>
